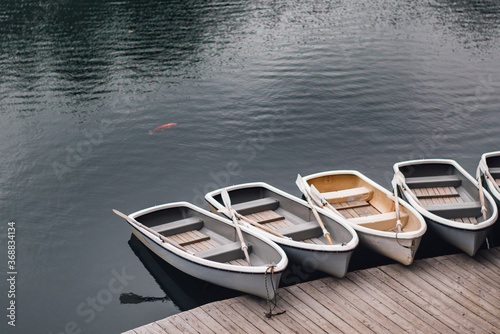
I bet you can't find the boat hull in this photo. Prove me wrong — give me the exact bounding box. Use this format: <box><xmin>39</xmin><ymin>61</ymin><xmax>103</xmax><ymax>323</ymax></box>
<box><xmin>205</xmin><ymin>182</ymin><xmax>359</xmax><ymax>278</ymax></box>
<box><xmin>124</xmin><ymin>202</ymin><xmax>287</xmax><ymax>299</ymax></box>
<box><xmin>394</xmin><ymin>159</ymin><xmax>498</xmax><ymax>256</ymax></box>
<box><xmin>356</xmin><ymin>230</ymin><xmax>422</xmax><ymax>265</ymax></box>
<box><xmin>424</xmin><ymin>217</ymin><xmax>490</xmax><ymax>256</ymax></box>
<box><xmin>303</xmin><ymin>170</ymin><xmax>426</xmax><ymax>265</ymax></box>
<box><xmin>130</xmin><ymin>224</ymin><xmax>282</xmax><ymax>299</ymax></box>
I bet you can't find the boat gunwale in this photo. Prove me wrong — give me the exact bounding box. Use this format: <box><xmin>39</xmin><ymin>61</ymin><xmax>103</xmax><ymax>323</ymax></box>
<box><xmin>128</xmin><ymin>201</ymin><xmax>288</xmax><ymax>274</ymax></box>
<box><xmin>478</xmin><ymin>151</ymin><xmax>500</xmax><ymax>200</ymax></box>
<box><xmin>204</xmin><ymin>182</ymin><xmax>359</xmax><ymax>252</ymax></box>
<box><xmin>393</xmin><ymin>159</ymin><xmax>498</xmax><ymax>231</ymax></box>
<box><xmin>303</xmin><ymin>170</ymin><xmax>427</xmax><ymax>239</ymax></box>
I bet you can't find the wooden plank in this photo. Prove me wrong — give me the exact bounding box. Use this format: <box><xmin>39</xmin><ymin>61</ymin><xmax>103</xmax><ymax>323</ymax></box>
<box><xmin>176</xmin><ymin>230</ymin><xmax>211</xmax><ymax>246</ymax></box>
<box><xmin>332</xmin><ymin>276</ymin><xmax>408</xmax><ymax>333</ymax></box>
<box><xmin>423</xmin><ymin>257</ymin><xmax>500</xmax><ymax>309</ymax></box>
<box><xmin>266</xmin><ymin>290</ymin><xmax>326</xmax><ymax>333</ymax></box>
<box><xmin>211</xmin><ymin>298</ymin><xmax>263</xmax><ymax>333</ymax></box>
<box><xmin>187</xmin><ymin>307</ymin><xmax>228</xmax><ymax>334</ymax></box>
<box><xmin>172</xmin><ymin>311</ymin><xmax>217</xmax><ymax>334</ymax></box>
<box><xmin>478</xmin><ymin>248</ymin><xmax>500</xmax><ymax>269</ymax></box>
<box><xmin>286</xmin><ymin>284</ymin><xmax>352</xmax><ymax>333</ymax></box>
<box><xmin>348</xmin><ymin>212</ymin><xmax>408</xmax><ymax>231</ymax></box>
<box><xmin>279</xmin><ymin>287</ymin><xmax>340</xmax><ymax>333</ymax></box>
<box><xmin>354</xmin><ymin>269</ymin><xmax>448</xmax><ymax>333</ymax></box>
<box><xmin>126</xmin><ymin>248</ymin><xmax>500</xmax><ymax>334</ymax></box>
<box><xmin>433</xmin><ymin>254</ymin><xmax>500</xmax><ymax>293</ymax></box>
<box><xmin>332</xmin><ymin>200</ymin><xmax>371</xmax><ymax>210</ymax></box>
<box><xmin>165</xmin><ymin>313</ymin><xmax>204</xmax><ymax>334</ymax></box>
<box><xmin>474</xmin><ymin>252</ymin><xmax>500</xmax><ymax>276</ymax></box>
<box><xmin>155</xmin><ymin>318</ymin><xmax>184</xmax><ymax>334</ymax></box>
<box><xmin>380</xmin><ymin>264</ymin><xmax>486</xmax><ymax>332</ymax></box>
<box><xmin>412</xmin><ymin>260</ymin><xmax>500</xmax><ymax>329</ymax></box>
<box><xmin>447</xmin><ymin>253</ymin><xmax>500</xmax><ymax>290</ymax></box>
<box><xmin>367</xmin><ymin>267</ymin><xmax>461</xmax><ymax>332</ymax></box>
<box><xmin>199</xmin><ymin>303</ymin><xmax>249</xmax><ymax>333</ymax></box>
<box><xmin>298</xmin><ymin>282</ymin><xmax>373</xmax><ymax>333</ymax></box>
<box><xmin>322</xmin><ymin>187</ymin><xmax>373</xmax><ymax>203</ymax></box>
<box><xmin>230</xmin><ymin>297</ymin><xmax>307</xmax><ymax>334</ymax></box>
<box><xmin>309</xmin><ymin>278</ymin><xmax>387</xmax><ymax>333</ymax></box>
<box><xmin>348</xmin><ymin>271</ymin><xmax>436</xmax><ymax>333</ymax></box>
<box><xmin>247</xmin><ymin>210</ymin><xmax>285</xmax><ymax>224</ymax></box>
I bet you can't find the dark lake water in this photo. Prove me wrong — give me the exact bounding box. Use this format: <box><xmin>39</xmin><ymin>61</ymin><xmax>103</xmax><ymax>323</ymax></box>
<box><xmin>1</xmin><ymin>0</ymin><xmax>500</xmax><ymax>333</ymax></box>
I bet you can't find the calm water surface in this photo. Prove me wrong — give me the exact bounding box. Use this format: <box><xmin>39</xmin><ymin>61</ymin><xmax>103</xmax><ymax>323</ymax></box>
<box><xmin>1</xmin><ymin>0</ymin><xmax>500</xmax><ymax>333</ymax></box>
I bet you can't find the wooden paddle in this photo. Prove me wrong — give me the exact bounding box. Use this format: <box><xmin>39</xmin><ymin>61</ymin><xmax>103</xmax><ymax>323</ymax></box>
<box><xmin>112</xmin><ymin>209</ymin><xmax>195</xmax><ymax>255</ymax></box>
<box><xmin>309</xmin><ymin>184</ymin><xmax>343</xmax><ymax>217</ymax></box>
<box><xmin>296</xmin><ymin>174</ymin><xmax>334</xmax><ymax>245</ymax></box>
<box><xmin>218</xmin><ymin>207</ymin><xmax>290</xmax><ymax>239</ymax></box>
<box><xmin>391</xmin><ymin>176</ymin><xmax>403</xmax><ymax>233</ymax></box>
<box><xmin>477</xmin><ymin>177</ymin><xmax>487</xmax><ymax>222</ymax></box>
<box><xmin>395</xmin><ymin>171</ymin><xmax>423</xmax><ymax>207</ymax></box>
<box><xmin>221</xmin><ymin>189</ymin><xmax>252</xmax><ymax>266</ymax></box>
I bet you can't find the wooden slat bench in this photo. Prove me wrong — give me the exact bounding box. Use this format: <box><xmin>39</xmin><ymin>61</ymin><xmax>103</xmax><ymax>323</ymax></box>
<box><xmin>243</xmin><ymin>210</ymin><xmax>285</xmax><ymax>224</ymax></box>
<box><xmin>348</xmin><ymin>211</ymin><xmax>409</xmax><ymax>230</ymax></box>
<box><xmin>488</xmin><ymin>167</ymin><xmax>500</xmax><ymax>176</ymax></box>
<box><xmin>413</xmin><ymin>186</ymin><xmax>459</xmax><ymax>199</ymax></box>
<box><xmin>231</xmin><ymin>197</ymin><xmax>280</xmax><ymax>216</ymax></box>
<box><xmin>197</xmin><ymin>241</ymin><xmax>252</xmax><ymax>263</ymax></box>
<box><xmin>275</xmin><ymin>221</ymin><xmax>322</xmax><ymax>241</ymax></box>
<box><xmin>332</xmin><ymin>200</ymin><xmax>371</xmax><ymax>210</ymax></box>
<box><xmin>405</xmin><ymin>175</ymin><xmax>462</xmax><ymax>188</ymax></box>
<box><xmin>425</xmin><ymin>201</ymin><xmax>482</xmax><ymax>219</ymax></box>
<box><xmin>322</xmin><ymin>187</ymin><xmax>373</xmax><ymax>204</ymax></box>
<box><xmin>151</xmin><ymin>217</ymin><xmax>204</xmax><ymax>235</ymax></box>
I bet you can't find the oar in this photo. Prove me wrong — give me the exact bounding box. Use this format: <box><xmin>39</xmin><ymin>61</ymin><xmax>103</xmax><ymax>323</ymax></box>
<box><xmin>112</xmin><ymin>209</ymin><xmax>195</xmax><ymax>255</ymax></box>
<box><xmin>391</xmin><ymin>176</ymin><xmax>403</xmax><ymax>233</ymax></box>
<box><xmin>220</xmin><ymin>189</ymin><xmax>252</xmax><ymax>266</ymax></box>
<box><xmin>477</xmin><ymin>177</ymin><xmax>487</xmax><ymax>222</ymax></box>
<box><xmin>296</xmin><ymin>174</ymin><xmax>334</xmax><ymax>245</ymax></box>
<box><xmin>395</xmin><ymin>171</ymin><xmax>423</xmax><ymax>207</ymax></box>
<box><xmin>218</xmin><ymin>207</ymin><xmax>290</xmax><ymax>239</ymax></box>
<box><xmin>309</xmin><ymin>184</ymin><xmax>343</xmax><ymax>217</ymax></box>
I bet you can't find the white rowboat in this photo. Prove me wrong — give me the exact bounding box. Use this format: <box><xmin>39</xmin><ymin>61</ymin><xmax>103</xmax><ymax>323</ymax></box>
<box><xmin>303</xmin><ymin>170</ymin><xmax>427</xmax><ymax>265</ymax></box>
<box><xmin>205</xmin><ymin>182</ymin><xmax>359</xmax><ymax>278</ymax></box>
<box><xmin>393</xmin><ymin>159</ymin><xmax>498</xmax><ymax>256</ymax></box>
<box><xmin>116</xmin><ymin>202</ymin><xmax>288</xmax><ymax>299</ymax></box>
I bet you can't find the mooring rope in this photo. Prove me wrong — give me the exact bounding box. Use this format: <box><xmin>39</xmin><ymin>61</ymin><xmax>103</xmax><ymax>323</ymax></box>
<box><xmin>264</xmin><ymin>265</ymin><xmax>286</xmax><ymax>318</ymax></box>
<box><xmin>395</xmin><ymin>230</ymin><xmax>412</xmax><ymax>249</ymax></box>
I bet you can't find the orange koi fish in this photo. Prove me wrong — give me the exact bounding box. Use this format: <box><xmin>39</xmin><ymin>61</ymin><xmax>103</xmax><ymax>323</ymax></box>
<box><xmin>149</xmin><ymin>123</ymin><xmax>177</xmax><ymax>134</ymax></box>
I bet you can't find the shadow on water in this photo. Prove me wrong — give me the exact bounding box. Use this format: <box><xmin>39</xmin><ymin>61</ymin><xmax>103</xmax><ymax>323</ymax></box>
<box><xmin>122</xmin><ymin>234</ymin><xmax>242</xmax><ymax>310</ymax></box>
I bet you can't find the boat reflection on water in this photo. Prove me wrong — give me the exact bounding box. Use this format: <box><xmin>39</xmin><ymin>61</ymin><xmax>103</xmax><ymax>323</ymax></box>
<box><xmin>122</xmin><ymin>235</ymin><xmax>242</xmax><ymax>311</ymax></box>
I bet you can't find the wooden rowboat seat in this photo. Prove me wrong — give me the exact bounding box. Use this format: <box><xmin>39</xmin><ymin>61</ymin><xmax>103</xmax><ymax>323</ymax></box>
<box><xmin>405</xmin><ymin>175</ymin><xmax>462</xmax><ymax>188</ymax></box>
<box><xmin>322</xmin><ymin>187</ymin><xmax>373</xmax><ymax>204</ymax></box>
<box><xmin>348</xmin><ymin>211</ymin><xmax>409</xmax><ymax>230</ymax></box>
<box><xmin>197</xmin><ymin>242</ymin><xmax>253</xmax><ymax>263</ymax></box>
<box><xmin>425</xmin><ymin>201</ymin><xmax>482</xmax><ymax>219</ymax></box>
<box><xmin>488</xmin><ymin>167</ymin><xmax>500</xmax><ymax>175</ymax></box>
<box><xmin>151</xmin><ymin>217</ymin><xmax>203</xmax><ymax>235</ymax></box>
<box><xmin>275</xmin><ymin>221</ymin><xmax>322</xmax><ymax>240</ymax></box>
<box><xmin>231</xmin><ymin>197</ymin><xmax>280</xmax><ymax>215</ymax></box>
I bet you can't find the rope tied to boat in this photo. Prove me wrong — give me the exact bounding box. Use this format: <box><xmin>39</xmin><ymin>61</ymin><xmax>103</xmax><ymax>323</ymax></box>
<box><xmin>395</xmin><ymin>230</ymin><xmax>413</xmax><ymax>249</ymax></box>
<box><xmin>264</xmin><ymin>264</ymin><xmax>285</xmax><ymax>319</ymax></box>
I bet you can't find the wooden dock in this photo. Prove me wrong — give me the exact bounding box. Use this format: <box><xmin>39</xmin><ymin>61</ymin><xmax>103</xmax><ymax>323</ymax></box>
<box><xmin>125</xmin><ymin>247</ymin><xmax>500</xmax><ymax>333</ymax></box>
